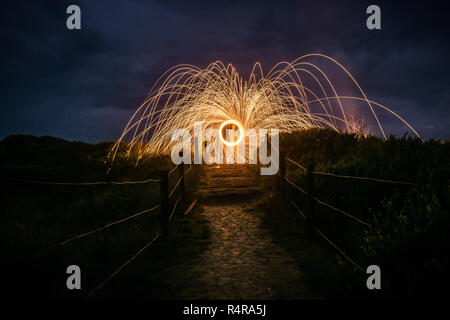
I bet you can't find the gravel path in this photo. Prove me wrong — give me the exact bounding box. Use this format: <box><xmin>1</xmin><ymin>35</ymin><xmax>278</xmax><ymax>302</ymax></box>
<box><xmin>179</xmin><ymin>165</ymin><xmax>308</xmax><ymax>299</ymax></box>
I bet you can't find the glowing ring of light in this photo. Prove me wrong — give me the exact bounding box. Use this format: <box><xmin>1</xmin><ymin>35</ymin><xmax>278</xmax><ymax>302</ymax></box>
<box><xmin>219</xmin><ymin>120</ymin><xmax>244</xmax><ymax>147</ymax></box>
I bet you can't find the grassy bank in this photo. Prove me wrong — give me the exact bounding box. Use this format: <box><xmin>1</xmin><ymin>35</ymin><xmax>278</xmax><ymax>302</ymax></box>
<box><xmin>277</xmin><ymin>129</ymin><xmax>449</xmax><ymax>297</ymax></box>
<box><xmin>0</xmin><ymin>134</ymin><xmax>203</xmax><ymax>298</ymax></box>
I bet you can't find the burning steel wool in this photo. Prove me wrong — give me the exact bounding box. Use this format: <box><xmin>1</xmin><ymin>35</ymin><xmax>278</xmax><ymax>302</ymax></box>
<box><xmin>108</xmin><ymin>54</ymin><xmax>421</xmax><ymax>164</ymax></box>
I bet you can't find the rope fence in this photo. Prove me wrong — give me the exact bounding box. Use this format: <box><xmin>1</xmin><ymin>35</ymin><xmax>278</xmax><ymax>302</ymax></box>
<box><xmin>13</xmin><ymin>158</ymin><xmax>195</xmax><ymax>297</ymax></box>
<box><xmin>285</xmin><ymin>157</ymin><xmax>307</xmax><ymax>171</ymax></box>
<box><xmin>285</xmin><ymin>156</ymin><xmax>422</xmax><ymax>186</ymax></box>
<box><xmin>11</xmin><ymin>177</ymin><xmax>161</xmax><ymax>185</ymax></box>
<box><xmin>281</xmin><ymin>155</ymin><xmax>387</xmax><ymax>273</ymax></box>
<box><xmin>311</xmin><ymin>171</ymin><xmax>422</xmax><ymax>186</ymax></box>
<box><xmin>16</xmin><ymin>152</ymin><xmax>399</xmax><ymax>293</ymax></box>
<box><xmin>314</xmin><ymin>227</ymin><xmax>364</xmax><ymax>272</ymax></box>
<box><xmin>169</xmin><ymin>166</ymin><xmax>192</xmax><ymax>199</ymax></box>
<box><xmin>313</xmin><ymin>196</ymin><xmax>370</xmax><ymax>226</ymax></box>
<box><xmin>59</xmin><ymin>204</ymin><xmax>160</xmax><ymax>246</ymax></box>
<box><xmin>282</xmin><ymin>155</ymin><xmax>423</xmax><ymax>226</ymax></box>
<box><xmin>290</xmin><ymin>202</ymin><xmax>364</xmax><ymax>273</ymax></box>
<box><xmin>87</xmin><ymin>162</ymin><xmax>193</xmax><ymax>296</ymax></box>
<box><xmin>168</xmin><ymin>164</ymin><xmax>179</xmax><ymax>177</ymax></box>
<box><xmin>284</xmin><ymin>172</ymin><xmax>369</xmax><ymax>226</ymax></box>
<box><xmin>282</xmin><ymin>154</ymin><xmax>425</xmax><ymax>273</ymax></box>
<box><xmin>21</xmin><ymin>204</ymin><xmax>161</xmax><ymax>261</ymax></box>
<box><xmin>284</xmin><ymin>175</ymin><xmax>307</xmax><ymax>194</ymax></box>
<box><xmin>169</xmin><ymin>194</ymin><xmax>182</xmax><ymax>222</ymax></box>
<box><xmin>87</xmin><ymin>233</ymin><xmax>161</xmax><ymax>297</ymax></box>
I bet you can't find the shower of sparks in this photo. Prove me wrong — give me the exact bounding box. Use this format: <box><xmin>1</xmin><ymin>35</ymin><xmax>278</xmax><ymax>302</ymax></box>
<box><xmin>108</xmin><ymin>54</ymin><xmax>421</xmax><ymax>164</ymax></box>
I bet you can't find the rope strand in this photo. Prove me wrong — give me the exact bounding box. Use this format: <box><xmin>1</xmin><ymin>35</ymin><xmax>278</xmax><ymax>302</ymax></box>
<box><xmin>11</xmin><ymin>177</ymin><xmax>161</xmax><ymax>185</ymax></box>
<box><xmin>87</xmin><ymin>233</ymin><xmax>160</xmax><ymax>297</ymax></box>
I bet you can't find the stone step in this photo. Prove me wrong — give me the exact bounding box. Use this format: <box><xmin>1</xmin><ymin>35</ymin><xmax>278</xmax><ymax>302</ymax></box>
<box><xmin>196</xmin><ymin>165</ymin><xmax>262</xmax><ymax>199</ymax></box>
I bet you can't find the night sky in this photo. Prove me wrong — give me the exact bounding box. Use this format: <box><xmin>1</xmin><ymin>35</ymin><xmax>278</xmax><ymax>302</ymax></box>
<box><xmin>1</xmin><ymin>0</ymin><xmax>449</xmax><ymax>142</ymax></box>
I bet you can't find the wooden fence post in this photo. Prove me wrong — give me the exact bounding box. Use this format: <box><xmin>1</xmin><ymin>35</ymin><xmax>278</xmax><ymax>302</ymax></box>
<box><xmin>159</xmin><ymin>170</ymin><xmax>169</xmax><ymax>237</ymax></box>
<box><xmin>306</xmin><ymin>163</ymin><xmax>315</xmax><ymax>227</ymax></box>
<box><xmin>179</xmin><ymin>160</ymin><xmax>185</xmax><ymax>198</ymax></box>
<box><xmin>279</xmin><ymin>151</ymin><xmax>286</xmax><ymax>196</ymax></box>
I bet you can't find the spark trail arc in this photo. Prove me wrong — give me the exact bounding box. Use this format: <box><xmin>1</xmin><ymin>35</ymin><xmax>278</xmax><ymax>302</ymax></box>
<box><xmin>109</xmin><ymin>54</ymin><xmax>421</xmax><ymax>164</ymax></box>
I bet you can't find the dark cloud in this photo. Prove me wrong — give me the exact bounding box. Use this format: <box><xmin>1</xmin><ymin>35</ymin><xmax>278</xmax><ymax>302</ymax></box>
<box><xmin>0</xmin><ymin>0</ymin><xmax>449</xmax><ymax>142</ymax></box>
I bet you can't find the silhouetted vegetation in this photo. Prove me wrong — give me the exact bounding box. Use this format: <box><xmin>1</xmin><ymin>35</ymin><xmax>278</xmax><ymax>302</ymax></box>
<box><xmin>280</xmin><ymin>128</ymin><xmax>450</xmax><ymax>298</ymax></box>
<box><xmin>0</xmin><ymin>134</ymin><xmax>201</xmax><ymax>298</ymax></box>
<box><xmin>1</xmin><ymin>130</ymin><xmax>448</xmax><ymax>298</ymax></box>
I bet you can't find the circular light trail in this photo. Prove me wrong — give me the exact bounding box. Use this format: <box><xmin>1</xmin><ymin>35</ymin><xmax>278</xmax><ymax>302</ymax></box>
<box><xmin>219</xmin><ymin>119</ymin><xmax>245</xmax><ymax>147</ymax></box>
